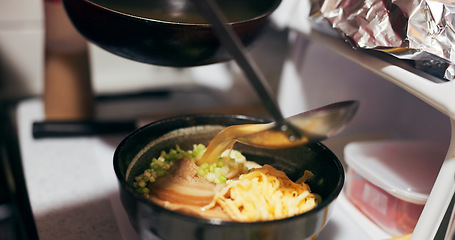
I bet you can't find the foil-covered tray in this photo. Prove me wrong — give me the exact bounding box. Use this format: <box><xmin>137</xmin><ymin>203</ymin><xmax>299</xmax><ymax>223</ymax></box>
<box><xmin>309</xmin><ymin>0</ymin><xmax>455</xmax><ymax>81</ymax></box>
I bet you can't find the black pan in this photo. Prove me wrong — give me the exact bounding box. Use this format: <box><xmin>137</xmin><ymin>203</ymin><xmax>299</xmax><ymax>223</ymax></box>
<box><xmin>113</xmin><ymin>114</ymin><xmax>345</xmax><ymax>240</ymax></box>
<box><xmin>62</xmin><ymin>0</ymin><xmax>281</xmax><ymax>67</ymax></box>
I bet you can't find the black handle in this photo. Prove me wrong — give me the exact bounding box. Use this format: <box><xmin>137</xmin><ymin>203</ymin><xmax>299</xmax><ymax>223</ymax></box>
<box><xmin>32</xmin><ymin>120</ymin><xmax>137</xmax><ymax>139</ymax></box>
<box><xmin>191</xmin><ymin>0</ymin><xmax>285</xmax><ymax>125</ymax></box>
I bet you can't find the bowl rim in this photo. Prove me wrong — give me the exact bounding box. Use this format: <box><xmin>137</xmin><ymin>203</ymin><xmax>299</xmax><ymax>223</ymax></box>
<box><xmin>79</xmin><ymin>0</ymin><xmax>282</xmax><ymax>26</ymax></box>
<box><xmin>113</xmin><ymin>113</ymin><xmax>345</xmax><ymax>226</ymax></box>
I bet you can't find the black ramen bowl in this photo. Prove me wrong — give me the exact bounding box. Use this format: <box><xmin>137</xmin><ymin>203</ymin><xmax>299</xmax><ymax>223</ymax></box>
<box><xmin>62</xmin><ymin>0</ymin><xmax>281</xmax><ymax>67</ymax></box>
<box><xmin>113</xmin><ymin>114</ymin><xmax>345</xmax><ymax>240</ymax></box>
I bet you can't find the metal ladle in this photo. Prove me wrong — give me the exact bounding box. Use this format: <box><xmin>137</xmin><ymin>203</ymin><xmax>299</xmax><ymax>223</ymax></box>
<box><xmin>234</xmin><ymin>100</ymin><xmax>360</xmax><ymax>148</ymax></box>
<box><xmin>191</xmin><ymin>0</ymin><xmax>297</xmax><ymax>139</ymax></box>
<box><xmin>192</xmin><ymin>0</ymin><xmax>359</xmax><ymax>146</ymax></box>
<box><xmin>197</xmin><ymin>100</ymin><xmax>359</xmax><ymax>164</ymax></box>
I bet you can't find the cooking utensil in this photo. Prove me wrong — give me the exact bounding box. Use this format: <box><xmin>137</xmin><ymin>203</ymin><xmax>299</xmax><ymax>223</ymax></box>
<box><xmin>114</xmin><ymin>114</ymin><xmax>345</xmax><ymax>240</ymax></box>
<box><xmin>61</xmin><ymin>0</ymin><xmax>280</xmax><ymax>67</ymax></box>
<box><xmin>230</xmin><ymin>100</ymin><xmax>359</xmax><ymax>148</ymax></box>
<box><xmin>191</xmin><ymin>0</ymin><xmax>287</xmax><ymax>128</ymax></box>
<box><xmin>197</xmin><ymin>101</ymin><xmax>358</xmax><ymax>164</ymax></box>
<box><xmin>191</xmin><ymin>0</ymin><xmax>359</xmax><ymax>147</ymax></box>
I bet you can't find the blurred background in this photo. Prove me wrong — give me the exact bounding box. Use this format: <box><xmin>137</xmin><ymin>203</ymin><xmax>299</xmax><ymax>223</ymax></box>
<box><xmin>0</xmin><ymin>0</ymin><xmax>452</xmax><ymax>239</ymax></box>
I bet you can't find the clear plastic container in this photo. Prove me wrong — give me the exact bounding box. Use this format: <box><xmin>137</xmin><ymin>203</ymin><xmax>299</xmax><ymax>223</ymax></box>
<box><xmin>343</xmin><ymin>140</ymin><xmax>447</xmax><ymax>236</ymax></box>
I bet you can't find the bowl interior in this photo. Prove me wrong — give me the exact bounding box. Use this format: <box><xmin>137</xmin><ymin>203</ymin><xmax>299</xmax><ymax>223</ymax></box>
<box><xmin>88</xmin><ymin>0</ymin><xmax>280</xmax><ymax>24</ymax></box>
<box><xmin>115</xmin><ymin>115</ymin><xmax>344</xmax><ymax>218</ymax></box>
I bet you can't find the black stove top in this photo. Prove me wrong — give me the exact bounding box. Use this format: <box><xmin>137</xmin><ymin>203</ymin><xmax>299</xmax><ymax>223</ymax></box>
<box><xmin>0</xmin><ymin>103</ymin><xmax>38</xmax><ymax>240</ymax></box>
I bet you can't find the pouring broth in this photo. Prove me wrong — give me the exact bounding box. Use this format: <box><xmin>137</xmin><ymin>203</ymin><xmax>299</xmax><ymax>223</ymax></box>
<box><xmin>196</xmin><ymin>123</ymin><xmax>270</xmax><ymax>165</ymax></box>
<box><xmin>197</xmin><ymin>118</ymin><xmax>315</xmax><ymax>165</ymax></box>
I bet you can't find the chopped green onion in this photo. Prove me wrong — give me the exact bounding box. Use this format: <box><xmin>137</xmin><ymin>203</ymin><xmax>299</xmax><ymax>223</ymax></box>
<box><xmin>134</xmin><ymin>145</ymin><xmax>248</xmax><ymax>193</ymax></box>
<box><xmin>215</xmin><ymin>175</ymin><xmax>227</xmax><ymax>184</ymax></box>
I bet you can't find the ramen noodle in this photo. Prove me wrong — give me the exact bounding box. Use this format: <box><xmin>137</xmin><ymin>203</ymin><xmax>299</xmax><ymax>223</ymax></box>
<box><xmin>133</xmin><ymin>144</ymin><xmax>319</xmax><ymax>221</ymax></box>
<box><xmin>203</xmin><ymin>164</ymin><xmax>318</xmax><ymax>221</ymax></box>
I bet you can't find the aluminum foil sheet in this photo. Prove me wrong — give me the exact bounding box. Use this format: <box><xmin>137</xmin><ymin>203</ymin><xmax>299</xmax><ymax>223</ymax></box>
<box><xmin>309</xmin><ymin>0</ymin><xmax>455</xmax><ymax>81</ymax></box>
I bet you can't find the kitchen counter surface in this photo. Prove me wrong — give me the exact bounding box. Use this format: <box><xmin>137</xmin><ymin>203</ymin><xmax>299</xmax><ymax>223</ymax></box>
<box><xmin>17</xmin><ymin>98</ymin><xmax>391</xmax><ymax>240</ymax></box>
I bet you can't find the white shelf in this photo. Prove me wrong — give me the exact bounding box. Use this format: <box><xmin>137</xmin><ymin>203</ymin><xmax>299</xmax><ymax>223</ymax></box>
<box><xmin>286</xmin><ymin>1</ymin><xmax>455</xmax><ymax>239</ymax></box>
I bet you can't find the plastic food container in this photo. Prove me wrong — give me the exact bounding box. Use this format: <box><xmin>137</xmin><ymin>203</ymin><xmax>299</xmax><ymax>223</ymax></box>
<box><xmin>343</xmin><ymin>140</ymin><xmax>447</xmax><ymax>236</ymax></box>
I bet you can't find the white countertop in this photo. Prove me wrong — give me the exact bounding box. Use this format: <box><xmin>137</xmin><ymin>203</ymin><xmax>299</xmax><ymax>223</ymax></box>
<box><xmin>17</xmin><ymin>98</ymin><xmax>391</xmax><ymax>240</ymax></box>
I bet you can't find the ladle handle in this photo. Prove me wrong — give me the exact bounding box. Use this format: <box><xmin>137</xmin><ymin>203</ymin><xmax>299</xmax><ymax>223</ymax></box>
<box><xmin>191</xmin><ymin>0</ymin><xmax>285</xmax><ymax>125</ymax></box>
